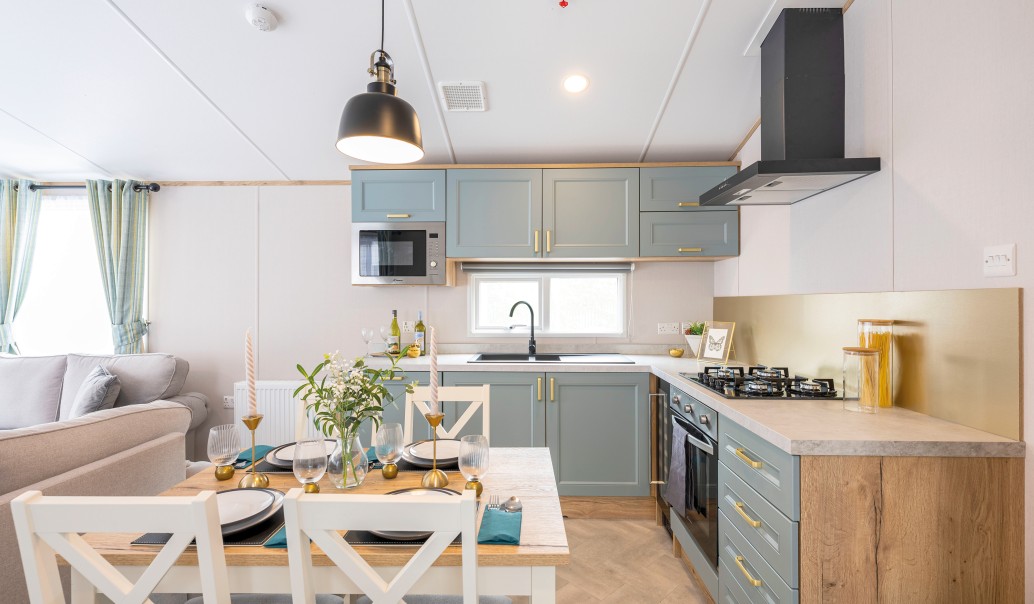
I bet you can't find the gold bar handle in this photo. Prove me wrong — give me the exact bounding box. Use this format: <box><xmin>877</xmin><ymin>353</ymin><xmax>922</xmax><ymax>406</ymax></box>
<box><xmin>677</xmin><ymin>202</ymin><xmax>699</xmax><ymax>207</ymax></box>
<box><xmin>735</xmin><ymin>502</ymin><xmax>762</xmax><ymax>528</ymax></box>
<box><xmin>389</xmin><ymin>376</ymin><xmax>405</xmax><ymax>381</ymax></box>
<box><xmin>735</xmin><ymin>447</ymin><xmax>763</xmax><ymax>470</ymax></box>
<box><xmin>546</xmin><ymin>230</ymin><xmax>552</xmax><ymax>253</ymax></box>
<box><xmin>677</xmin><ymin>247</ymin><xmax>703</xmax><ymax>253</ymax></box>
<box><xmin>649</xmin><ymin>480</ymin><xmax>666</xmax><ymax>485</ymax></box>
<box><xmin>537</xmin><ymin>377</ymin><xmax>543</xmax><ymax>401</ymax></box>
<box><xmin>534</xmin><ymin>230</ymin><xmax>540</xmax><ymax>253</ymax></box>
<box><xmin>734</xmin><ymin>556</ymin><xmax>763</xmax><ymax>587</ymax></box>
<box><xmin>549</xmin><ymin>377</ymin><xmax>555</xmax><ymax>402</ymax></box>
<box><xmin>386</xmin><ymin>213</ymin><xmax>411</xmax><ymax>219</ymax></box>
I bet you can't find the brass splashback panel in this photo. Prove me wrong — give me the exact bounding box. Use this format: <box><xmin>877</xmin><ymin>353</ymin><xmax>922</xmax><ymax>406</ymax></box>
<box><xmin>714</xmin><ymin>289</ymin><xmax>1022</xmax><ymax>440</ymax></box>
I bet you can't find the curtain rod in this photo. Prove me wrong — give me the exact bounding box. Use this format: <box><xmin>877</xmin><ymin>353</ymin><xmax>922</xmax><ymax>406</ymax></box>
<box><xmin>13</xmin><ymin>182</ymin><xmax>161</xmax><ymax>192</ymax></box>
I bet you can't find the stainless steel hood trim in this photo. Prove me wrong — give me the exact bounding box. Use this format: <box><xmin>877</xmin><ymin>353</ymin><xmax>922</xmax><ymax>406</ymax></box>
<box><xmin>700</xmin><ymin>158</ymin><xmax>881</xmax><ymax>206</ymax></box>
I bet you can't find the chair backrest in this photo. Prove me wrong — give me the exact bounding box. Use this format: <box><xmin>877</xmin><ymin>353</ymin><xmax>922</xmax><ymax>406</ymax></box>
<box><xmin>402</xmin><ymin>385</ymin><xmax>491</xmax><ymax>443</ymax></box>
<box><xmin>11</xmin><ymin>490</ymin><xmax>229</xmax><ymax>604</ymax></box>
<box><xmin>283</xmin><ymin>488</ymin><xmax>478</xmax><ymax>604</ymax></box>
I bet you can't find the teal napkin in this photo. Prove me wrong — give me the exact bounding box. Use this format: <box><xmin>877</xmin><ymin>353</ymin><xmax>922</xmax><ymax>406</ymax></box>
<box><xmin>477</xmin><ymin>508</ymin><xmax>522</xmax><ymax>545</ymax></box>
<box><xmin>264</xmin><ymin>527</ymin><xmax>287</xmax><ymax>548</ymax></box>
<box><xmin>366</xmin><ymin>447</ymin><xmax>379</xmax><ymax>462</ymax></box>
<box><xmin>237</xmin><ymin>444</ymin><xmax>275</xmax><ymax>464</ymax></box>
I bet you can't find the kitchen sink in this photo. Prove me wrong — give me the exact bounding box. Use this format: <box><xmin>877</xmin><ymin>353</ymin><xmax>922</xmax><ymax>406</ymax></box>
<box><xmin>468</xmin><ymin>353</ymin><xmax>633</xmax><ymax>364</ymax></box>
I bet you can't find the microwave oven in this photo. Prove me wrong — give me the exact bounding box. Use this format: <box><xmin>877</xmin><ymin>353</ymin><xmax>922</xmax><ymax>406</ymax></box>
<box><xmin>351</xmin><ymin>222</ymin><xmax>447</xmax><ymax>285</ymax></box>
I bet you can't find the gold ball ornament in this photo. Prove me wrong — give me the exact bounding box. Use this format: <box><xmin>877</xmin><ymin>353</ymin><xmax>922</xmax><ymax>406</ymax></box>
<box><xmin>303</xmin><ymin>482</ymin><xmax>320</xmax><ymax>493</ymax></box>
<box><xmin>465</xmin><ymin>479</ymin><xmax>483</xmax><ymax>497</ymax></box>
<box><xmin>382</xmin><ymin>462</ymin><xmax>399</xmax><ymax>479</ymax></box>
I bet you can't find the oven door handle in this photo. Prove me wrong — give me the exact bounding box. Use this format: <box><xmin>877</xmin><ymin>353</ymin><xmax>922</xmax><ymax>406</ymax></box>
<box><xmin>674</xmin><ymin>414</ymin><xmax>715</xmax><ymax>455</ymax></box>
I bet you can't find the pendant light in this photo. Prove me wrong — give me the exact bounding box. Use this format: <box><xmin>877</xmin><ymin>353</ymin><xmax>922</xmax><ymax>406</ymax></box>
<box><xmin>336</xmin><ymin>0</ymin><xmax>424</xmax><ymax>164</ymax></box>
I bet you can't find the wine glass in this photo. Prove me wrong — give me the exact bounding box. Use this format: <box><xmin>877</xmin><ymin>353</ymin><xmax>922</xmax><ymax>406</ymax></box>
<box><xmin>375</xmin><ymin>423</ymin><xmax>405</xmax><ymax>479</ymax></box>
<box><xmin>207</xmin><ymin>425</ymin><xmax>241</xmax><ymax>481</ymax></box>
<box><xmin>293</xmin><ymin>439</ymin><xmax>329</xmax><ymax>493</ymax></box>
<box><xmin>459</xmin><ymin>435</ymin><xmax>489</xmax><ymax>498</ymax></box>
<box><xmin>360</xmin><ymin>327</ymin><xmax>374</xmax><ymax>357</ymax></box>
<box><xmin>379</xmin><ymin>325</ymin><xmax>391</xmax><ymax>354</ymax></box>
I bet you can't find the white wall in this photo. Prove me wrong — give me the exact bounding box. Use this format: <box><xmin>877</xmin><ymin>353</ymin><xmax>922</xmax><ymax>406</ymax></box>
<box><xmin>715</xmin><ymin>0</ymin><xmax>1034</xmax><ymax>594</ymax></box>
<box><xmin>149</xmin><ymin>184</ymin><xmax>715</xmax><ymax>457</ymax></box>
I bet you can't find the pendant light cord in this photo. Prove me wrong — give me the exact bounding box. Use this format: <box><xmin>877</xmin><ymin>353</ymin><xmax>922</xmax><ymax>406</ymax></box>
<box><xmin>380</xmin><ymin>0</ymin><xmax>385</xmax><ymax>52</ymax></box>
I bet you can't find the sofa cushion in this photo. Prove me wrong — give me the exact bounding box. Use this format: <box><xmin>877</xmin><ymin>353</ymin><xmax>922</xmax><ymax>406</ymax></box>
<box><xmin>70</xmin><ymin>366</ymin><xmax>121</xmax><ymax>418</ymax></box>
<box><xmin>59</xmin><ymin>354</ymin><xmax>187</xmax><ymax>420</ymax></box>
<box><xmin>0</xmin><ymin>355</ymin><xmax>67</xmax><ymax>429</ymax></box>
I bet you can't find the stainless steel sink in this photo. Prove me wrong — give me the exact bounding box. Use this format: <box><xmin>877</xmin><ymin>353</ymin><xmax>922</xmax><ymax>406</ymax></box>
<box><xmin>468</xmin><ymin>353</ymin><xmax>633</xmax><ymax>364</ymax></box>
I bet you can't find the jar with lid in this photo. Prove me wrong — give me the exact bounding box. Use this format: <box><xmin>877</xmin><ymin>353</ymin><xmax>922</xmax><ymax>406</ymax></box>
<box><xmin>843</xmin><ymin>347</ymin><xmax>880</xmax><ymax>413</ymax></box>
<box><xmin>858</xmin><ymin>319</ymin><xmax>893</xmax><ymax>407</ymax></box>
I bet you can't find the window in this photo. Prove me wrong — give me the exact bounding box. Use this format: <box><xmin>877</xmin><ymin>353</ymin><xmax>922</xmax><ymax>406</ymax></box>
<box><xmin>15</xmin><ymin>196</ymin><xmax>112</xmax><ymax>355</ymax></box>
<box><xmin>469</xmin><ymin>269</ymin><xmax>628</xmax><ymax>337</ymax></box>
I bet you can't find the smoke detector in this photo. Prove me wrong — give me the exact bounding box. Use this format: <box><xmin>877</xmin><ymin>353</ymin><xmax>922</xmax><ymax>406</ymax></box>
<box><xmin>438</xmin><ymin>81</ymin><xmax>487</xmax><ymax>112</ymax></box>
<box><xmin>245</xmin><ymin>5</ymin><xmax>279</xmax><ymax>32</ymax></box>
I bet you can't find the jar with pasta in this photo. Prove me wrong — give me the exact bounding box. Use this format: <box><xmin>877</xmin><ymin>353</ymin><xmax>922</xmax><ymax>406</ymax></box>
<box><xmin>843</xmin><ymin>347</ymin><xmax>880</xmax><ymax>413</ymax></box>
<box><xmin>857</xmin><ymin>319</ymin><xmax>893</xmax><ymax>407</ymax></box>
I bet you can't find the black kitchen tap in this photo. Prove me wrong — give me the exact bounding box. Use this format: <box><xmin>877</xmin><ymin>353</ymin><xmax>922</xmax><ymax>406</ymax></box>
<box><xmin>509</xmin><ymin>301</ymin><xmax>536</xmax><ymax>355</ymax></box>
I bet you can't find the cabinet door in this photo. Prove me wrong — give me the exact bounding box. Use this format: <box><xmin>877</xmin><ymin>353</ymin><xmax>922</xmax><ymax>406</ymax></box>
<box><xmin>543</xmin><ymin>168</ymin><xmax>639</xmax><ymax>258</ymax></box>
<box><xmin>442</xmin><ymin>372</ymin><xmax>545</xmax><ymax>447</ymax></box>
<box><xmin>356</xmin><ymin>371</ymin><xmax>432</xmax><ymax>446</ymax></box>
<box><xmin>546</xmin><ymin>372</ymin><xmax>650</xmax><ymax>496</ymax></box>
<box><xmin>446</xmin><ymin>169</ymin><xmax>543</xmax><ymax>258</ymax></box>
<box><xmin>639</xmin><ymin>210</ymin><xmax>739</xmax><ymax>257</ymax></box>
<box><xmin>640</xmin><ymin>166</ymin><xmax>738</xmax><ymax>211</ymax></box>
<box><xmin>351</xmin><ymin>170</ymin><xmax>446</xmax><ymax>222</ymax></box>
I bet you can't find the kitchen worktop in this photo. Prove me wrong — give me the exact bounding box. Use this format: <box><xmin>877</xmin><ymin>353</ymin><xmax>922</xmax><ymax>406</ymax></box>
<box><xmin>370</xmin><ymin>353</ymin><xmax>1025</xmax><ymax>458</ymax></box>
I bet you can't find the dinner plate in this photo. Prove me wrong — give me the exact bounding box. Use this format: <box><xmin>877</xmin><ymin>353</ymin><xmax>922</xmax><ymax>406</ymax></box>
<box><xmin>368</xmin><ymin>488</ymin><xmax>460</xmax><ymax>541</ymax></box>
<box><xmin>401</xmin><ymin>439</ymin><xmax>461</xmax><ymax>468</ymax></box>
<box><xmin>265</xmin><ymin>439</ymin><xmax>337</xmax><ymax>468</ymax></box>
<box><xmin>218</xmin><ymin>488</ymin><xmax>284</xmax><ymax>537</ymax></box>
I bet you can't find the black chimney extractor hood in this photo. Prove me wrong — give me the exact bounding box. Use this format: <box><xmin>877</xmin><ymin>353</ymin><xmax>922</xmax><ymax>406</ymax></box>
<box><xmin>700</xmin><ymin>8</ymin><xmax>880</xmax><ymax>207</ymax></box>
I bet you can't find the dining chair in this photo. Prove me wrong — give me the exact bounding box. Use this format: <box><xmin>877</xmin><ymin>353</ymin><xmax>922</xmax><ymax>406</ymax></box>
<box><xmin>400</xmin><ymin>385</ymin><xmax>491</xmax><ymax>444</ymax></box>
<box><xmin>11</xmin><ymin>490</ymin><xmax>231</xmax><ymax>604</ymax></box>
<box><xmin>284</xmin><ymin>488</ymin><xmax>505</xmax><ymax>604</ymax></box>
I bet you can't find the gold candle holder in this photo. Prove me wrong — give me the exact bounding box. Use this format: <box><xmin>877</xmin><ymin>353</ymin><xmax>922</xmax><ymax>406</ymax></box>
<box><xmin>420</xmin><ymin>412</ymin><xmax>449</xmax><ymax>488</ymax></box>
<box><xmin>465</xmin><ymin>478</ymin><xmax>483</xmax><ymax>497</ymax></box>
<box><xmin>214</xmin><ymin>465</ymin><xmax>235</xmax><ymax>481</ymax></box>
<box><xmin>238</xmin><ymin>415</ymin><xmax>270</xmax><ymax>488</ymax></box>
<box><xmin>382</xmin><ymin>462</ymin><xmax>399</xmax><ymax>479</ymax></box>
<box><xmin>303</xmin><ymin>482</ymin><xmax>320</xmax><ymax>493</ymax></box>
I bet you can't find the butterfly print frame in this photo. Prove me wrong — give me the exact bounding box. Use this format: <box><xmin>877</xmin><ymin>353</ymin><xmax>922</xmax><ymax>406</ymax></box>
<box><xmin>697</xmin><ymin>321</ymin><xmax>736</xmax><ymax>364</ymax></box>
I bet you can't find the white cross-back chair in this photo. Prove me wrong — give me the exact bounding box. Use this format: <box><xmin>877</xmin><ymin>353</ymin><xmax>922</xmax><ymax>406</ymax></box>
<box><xmin>11</xmin><ymin>490</ymin><xmax>230</xmax><ymax>604</ymax></box>
<box><xmin>284</xmin><ymin>488</ymin><xmax>479</xmax><ymax>604</ymax></box>
<box><xmin>401</xmin><ymin>385</ymin><xmax>491</xmax><ymax>444</ymax></box>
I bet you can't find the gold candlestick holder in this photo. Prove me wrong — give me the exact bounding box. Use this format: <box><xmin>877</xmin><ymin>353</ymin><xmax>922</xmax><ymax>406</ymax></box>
<box><xmin>238</xmin><ymin>414</ymin><xmax>270</xmax><ymax>489</ymax></box>
<box><xmin>420</xmin><ymin>412</ymin><xmax>449</xmax><ymax>488</ymax></box>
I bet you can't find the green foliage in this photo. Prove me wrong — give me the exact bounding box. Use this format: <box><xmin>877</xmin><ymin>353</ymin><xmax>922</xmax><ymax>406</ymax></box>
<box><xmin>684</xmin><ymin>322</ymin><xmax>705</xmax><ymax>336</ymax></box>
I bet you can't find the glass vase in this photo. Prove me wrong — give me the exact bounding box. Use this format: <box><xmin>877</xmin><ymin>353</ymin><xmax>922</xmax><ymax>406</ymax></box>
<box><xmin>328</xmin><ymin>434</ymin><xmax>369</xmax><ymax>489</ymax></box>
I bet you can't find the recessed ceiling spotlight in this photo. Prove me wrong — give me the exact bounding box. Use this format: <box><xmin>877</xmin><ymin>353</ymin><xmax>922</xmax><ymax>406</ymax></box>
<box><xmin>562</xmin><ymin>74</ymin><xmax>589</xmax><ymax>94</ymax></box>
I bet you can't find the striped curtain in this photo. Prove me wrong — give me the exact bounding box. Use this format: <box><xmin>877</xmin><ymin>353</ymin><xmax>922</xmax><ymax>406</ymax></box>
<box><xmin>0</xmin><ymin>179</ymin><xmax>42</xmax><ymax>354</ymax></box>
<box><xmin>87</xmin><ymin>179</ymin><xmax>149</xmax><ymax>354</ymax></box>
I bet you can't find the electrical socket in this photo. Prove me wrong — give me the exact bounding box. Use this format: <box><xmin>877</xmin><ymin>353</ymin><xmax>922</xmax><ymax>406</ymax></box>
<box><xmin>657</xmin><ymin>322</ymin><xmax>680</xmax><ymax>335</ymax></box>
<box><xmin>222</xmin><ymin>395</ymin><xmax>235</xmax><ymax>409</ymax></box>
<box><xmin>984</xmin><ymin>244</ymin><xmax>1016</xmax><ymax>277</ymax></box>
<box><xmin>401</xmin><ymin>321</ymin><xmax>414</xmax><ymax>333</ymax></box>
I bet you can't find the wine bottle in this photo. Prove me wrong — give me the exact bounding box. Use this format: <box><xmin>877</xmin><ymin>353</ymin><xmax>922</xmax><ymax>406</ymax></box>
<box><xmin>388</xmin><ymin>310</ymin><xmax>401</xmax><ymax>355</ymax></box>
<box><xmin>414</xmin><ymin>311</ymin><xmax>426</xmax><ymax>356</ymax></box>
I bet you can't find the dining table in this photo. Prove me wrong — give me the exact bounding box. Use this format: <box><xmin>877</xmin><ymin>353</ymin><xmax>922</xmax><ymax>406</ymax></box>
<box><xmin>73</xmin><ymin>447</ymin><xmax>570</xmax><ymax>603</ymax></box>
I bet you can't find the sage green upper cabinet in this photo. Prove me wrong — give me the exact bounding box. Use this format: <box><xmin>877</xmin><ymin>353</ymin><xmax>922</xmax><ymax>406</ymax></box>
<box><xmin>640</xmin><ymin>210</ymin><xmax>739</xmax><ymax>258</ymax></box>
<box><xmin>543</xmin><ymin>168</ymin><xmax>640</xmax><ymax>258</ymax></box>
<box><xmin>442</xmin><ymin>372</ymin><xmax>545</xmax><ymax>448</ymax></box>
<box><xmin>639</xmin><ymin>166</ymin><xmax>738</xmax><ymax>211</ymax></box>
<box><xmin>351</xmin><ymin>170</ymin><xmax>446</xmax><ymax>222</ymax></box>
<box><xmin>446</xmin><ymin>169</ymin><xmax>543</xmax><ymax>258</ymax></box>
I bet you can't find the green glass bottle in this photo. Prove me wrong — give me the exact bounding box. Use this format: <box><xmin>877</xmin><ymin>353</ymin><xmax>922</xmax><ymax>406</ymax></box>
<box><xmin>414</xmin><ymin>311</ymin><xmax>426</xmax><ymax>356</ymax></box>
<box><xmin>388</xmin><ymin>310</ymin><xmax>401</xmax><ymax>355</ymax></box>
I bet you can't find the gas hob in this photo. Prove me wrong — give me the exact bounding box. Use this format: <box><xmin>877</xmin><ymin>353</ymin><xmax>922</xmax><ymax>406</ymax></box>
<box><xmin>680</xmin><ymin>365</ymin><xmax>839</xmax><ymax>400</ymax></box>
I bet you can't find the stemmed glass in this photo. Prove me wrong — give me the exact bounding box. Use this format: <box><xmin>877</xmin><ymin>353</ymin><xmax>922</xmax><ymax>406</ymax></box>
<box><xmin>360</xmin><ymin>328</ymin><xmax>375</xmax><ymax>357</ymax></box>
<box><xmin>379</xmin><ymin>325</ymin><xmax>391</xmax><ymax>354</ymax></box>
<box><xmin>293</xmin><ymin>439</ymin><xmax>329</xmax><ymax>493</ymax></box>
<box><xmin>208</xmin><ymin>425</ymin><xmax>241</xmax><ymax>481</ymax></box>
<box><xmin>375</xmin><ymin>423</ymin><xmax>405</xmax><ymax>479</ymax></box>
<box><xmin>459</xmin><ymin>435</ymin><xmax>489</xmax><ymax>498</ymax></box>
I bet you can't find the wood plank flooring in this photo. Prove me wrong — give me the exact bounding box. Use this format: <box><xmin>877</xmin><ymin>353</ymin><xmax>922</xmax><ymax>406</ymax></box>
<box><xmin>512</xmin><ymin>519</ymin><xmax>710</xmax><ymax>604</ymax></box>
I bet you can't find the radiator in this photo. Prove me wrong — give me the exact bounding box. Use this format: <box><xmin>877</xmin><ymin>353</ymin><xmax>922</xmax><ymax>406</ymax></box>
<box><xmin>233</xmin><ymin>381</ymin><xmax>322</xmax><ymax>445</ymax></box>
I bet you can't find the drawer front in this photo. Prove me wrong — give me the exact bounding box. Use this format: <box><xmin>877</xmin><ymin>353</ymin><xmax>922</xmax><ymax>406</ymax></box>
<box><xmin>719</xmin><ymin>420</ymin><xmax>800</xmax><ymax>520</ymax></box>
<box><xmin>639</xmin><ymin>211</ymin><xmax>739</xmax><ymax>257</ymax></box>
<box><xmin>351</xmin><ymin>169</ymin><xmax>447</xmax><ymax>222</ymax></box>
<box><xmin>719</xmin><ymin>461</ymin><xmax>798</xmax><ymax>587</ymax></box>
<box><xmin>719</xmin><ymin>564</ymin><xmax>754</xmax><ymax>604</ymax></box>
<box><xmin>719</xmin><ymin>512</ymin><xmax>798</xmax><ymax>604</ymax></box>
<box><xmin>640</xmin><ymin>166</ymin><xmax>738</xmax><ymax>211</ymax></box>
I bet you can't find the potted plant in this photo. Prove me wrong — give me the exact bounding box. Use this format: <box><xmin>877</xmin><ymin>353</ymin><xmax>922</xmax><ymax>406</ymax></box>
<box><xmin>683</xmin><ymin>322</ymin><xmax>706</xmax><ymax>356</ymax></box>
<box><xmin>295</xmin><ymin>349</ymin><xmax>415</xmax><ymax>488</ymax></box>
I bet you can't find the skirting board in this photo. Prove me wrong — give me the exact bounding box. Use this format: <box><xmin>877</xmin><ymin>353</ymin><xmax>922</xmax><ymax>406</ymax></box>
<box><xmin>559</xmin><ymin>496</ymin><xmax>654</xmax><ymax>520</ymax></box>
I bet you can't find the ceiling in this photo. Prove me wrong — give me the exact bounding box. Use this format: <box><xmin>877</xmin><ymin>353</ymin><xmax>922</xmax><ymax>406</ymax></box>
<box><xmin>0</xmin><ymin>0</ymin><xmax>833</xmax><ymax>182</ymax></box>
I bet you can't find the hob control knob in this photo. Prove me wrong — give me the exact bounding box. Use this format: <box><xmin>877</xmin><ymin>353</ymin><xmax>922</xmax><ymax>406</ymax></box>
<box><xmin>430</xmin><ymin>261</ymin><xmax>438</xmax><ymax>268</ymax></box>
<box><xmin>699</xmin><ymin>415</ymin><xmax>710</xmax><ymax>425</ymax></box>
<box><xmin>685</xmin><ymin>404</ymin><xmax>695</xmax><ymax>415</ymax></box>
<box><xmin>672</xmin><ymin>395</ymin><xmax>681</xmax><ymax>405</ymax></box>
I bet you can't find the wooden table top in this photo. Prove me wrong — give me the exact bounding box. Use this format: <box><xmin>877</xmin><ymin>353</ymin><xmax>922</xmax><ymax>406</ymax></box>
<box><xmin>85</xmin><ymin>447</ymin><xmax>570</xmax><ymax>567</ymax></box>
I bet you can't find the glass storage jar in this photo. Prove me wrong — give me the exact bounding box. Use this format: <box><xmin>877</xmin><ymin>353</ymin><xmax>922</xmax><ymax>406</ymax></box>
<box><xmin>843</xmin><ymin>347</ymin><xmax>880</xmax><ymax>414</ymax></box>
<box><xmin>858</xmin><ymin>319</ymin><xmax>893</xmax><ymax>408</ymax></box>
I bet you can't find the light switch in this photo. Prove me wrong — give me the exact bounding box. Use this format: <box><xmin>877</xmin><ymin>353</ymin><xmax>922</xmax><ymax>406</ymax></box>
<box><xmin>983</xmin><ymin>244</ymin><xmax>1016</xmax><ymax>277</ymax></box>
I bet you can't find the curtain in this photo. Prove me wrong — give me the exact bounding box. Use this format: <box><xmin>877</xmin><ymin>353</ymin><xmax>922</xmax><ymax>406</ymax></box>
<box><xmin>87</xmin><ymin>179</ymin><xmax>149</xmax><ymax>354</ymax></box>
<box><xmin>0</xmin><ymin>179</ymin><xmax>42</xmax><ymax>354</ymax></box>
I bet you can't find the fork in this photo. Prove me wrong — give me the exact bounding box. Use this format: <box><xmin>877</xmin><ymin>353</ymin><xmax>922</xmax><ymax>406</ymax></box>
<box><xmin>487</xmin><ymin>495</ymin><xmax>499</xmax><ymax>510</ymax></box>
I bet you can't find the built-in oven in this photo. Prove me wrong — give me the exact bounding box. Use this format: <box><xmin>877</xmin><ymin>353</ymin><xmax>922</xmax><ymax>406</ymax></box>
<box><xmin>351</xmin><ymin>222</ymin><xmax>446</xmax><ymax>285</ymax></box>
<box><xmin>664</xmin><ymin>386</ymin><xmax>719</xmax><ymax>571</ymax></box>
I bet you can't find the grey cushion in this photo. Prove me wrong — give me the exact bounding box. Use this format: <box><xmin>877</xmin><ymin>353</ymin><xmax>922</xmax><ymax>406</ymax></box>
<box><xmin>59</xmin><ymin>353</ymin><xmax>186</xmax><ymax>420</ymax></box>
<box><xmin>0</xmin><ymin>355</ymin><xmax>67</xmax><ymax>429</ymax></box>
<box><xmin>69</xmin><ymin>365</ymin><xmax>121</xmax><ymax>418</ymax></box>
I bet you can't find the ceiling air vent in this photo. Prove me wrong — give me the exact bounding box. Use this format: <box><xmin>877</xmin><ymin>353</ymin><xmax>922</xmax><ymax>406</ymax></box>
<box><xmin>438</xmin><ymin>81</ymin><xmax>487</xmax><ymax>112</ymax></box>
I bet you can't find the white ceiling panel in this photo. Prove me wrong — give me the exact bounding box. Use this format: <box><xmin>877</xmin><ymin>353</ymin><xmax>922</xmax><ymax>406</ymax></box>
<box><xmin>645</xmin><ymin>0</ymin><xmax>767</xmax><ymax>161</ymax></box>
<box><xmin>0</xmin><ymin>110</ymin><xmax>108</xmax><ymax>181</ymax></box>
<box><xmin>0</xmin><ymin>0</ymin><xmax>283</xmax><ymax>181</ymax></box>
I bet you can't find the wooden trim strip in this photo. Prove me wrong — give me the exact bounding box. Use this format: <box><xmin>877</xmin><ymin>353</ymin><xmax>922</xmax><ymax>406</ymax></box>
<box><xmin>727</xmin><ymin>118</ymin><xmax>761</xmax><ymax>162</ymax></box>
<box><xmin>351</xmin><ymin>161</ymin><xmax>740</xmax><ymax>171</ymax></box>
<box><xmin>559</xmin><ymin>496</ymin><xmax>654</xmax><ymax>520</ymax></box>
<box><xmin>842</xmin><ymin>0</ymin><xmax>856</xmax><ymax>13</ymax></box>
<box><xmin>38</xmin><ymin>180</ymin><xmax>352</xmax><ymax>188</ymax></box>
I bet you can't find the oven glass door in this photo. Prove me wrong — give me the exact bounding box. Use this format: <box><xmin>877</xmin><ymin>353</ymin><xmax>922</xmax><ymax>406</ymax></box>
<box><xmin>357</xmin><ymin>229</ymin><xmax>427</xmax><ymax>277</ymax></box>
<box><xmin>677</xmin><ymin>413</ymin><xmax>719</xmax><ymax>569</ymax></box>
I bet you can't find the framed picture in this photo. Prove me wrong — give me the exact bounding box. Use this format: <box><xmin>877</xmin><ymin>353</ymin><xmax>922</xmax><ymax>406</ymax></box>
<box><xmin>697</xmin><ymin>321</ymin><xmax>736</xmax><ymax>364</ymax></box>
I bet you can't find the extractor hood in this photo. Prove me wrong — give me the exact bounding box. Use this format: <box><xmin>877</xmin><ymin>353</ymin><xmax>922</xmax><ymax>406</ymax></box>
<box><xmin>700</xmin><ymin>8</ymin><xmax>880</xmax><ymax>207</ymax></box>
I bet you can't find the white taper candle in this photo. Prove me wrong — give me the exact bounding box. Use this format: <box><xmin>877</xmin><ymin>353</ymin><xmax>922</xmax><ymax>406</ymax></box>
<box><xmin>429</xmin><ymin>326</ymin><xmax>439</xmax><ymax>413</ymax></box>
<box><xmin>245</xmin><ymin>329</ymin><xmax>257</xmax><ymax>416</ymax></box>
<box><xmin>295</xmin><ymin>396</ymin><xmax>306</xmax><ymax>442</ymax></box>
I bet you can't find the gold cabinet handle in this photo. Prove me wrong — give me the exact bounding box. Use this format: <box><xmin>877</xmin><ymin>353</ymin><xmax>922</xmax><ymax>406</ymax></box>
<box><xmin>677</xmin><ymin>202</ymin><xmax>699</xmax><ymax>207</ymax></box>
<box><xmin>735</xmin><ymin>502</ymin><xmax>762</xmax><ymax>528</ymax></box>
<box><xmin>734</xmin><ymin>555</ymin><xmax>763</xmax><ymax>587</ymax></box>
<box><xmin>386</xmin><ymin>213</ymin><xmax>411</xmax><ymax>219</ymax></box>
<box><xmin>735</xmin><ymin>448</ymin><xmax>763</xmax><ymax>470</ymax></box>
<box><xmin>650</xmin><ymin>480</ymin><xmax>666</xmax><ymax>485</ymax></box>
<box><xmin>537</xmin><ymin>377</ymin><xmax>543</xmax><ymax>401</ymax></box>
<box><xmin>546</xmin><ymin>230</ymin><xmax>552</xmax><ymax>253</ymax></box>
<box><xmin>549</xmin><ymin>377</ymin><xmax>555</xmax><ymax>402</ymax></box>
<box><xmin>534</xmin><ymin>230</ymin><xmax>540</xmax><ymax>253</ymax></box>
<box><xmin>677</xmin><ymin>247</ymin><xmax>703</xmax><ymax>253</ymax></box>
<box><xmin>389</xmin><ymin>376</ymin><xmax>405</xmax><ymax>381</ymax></box>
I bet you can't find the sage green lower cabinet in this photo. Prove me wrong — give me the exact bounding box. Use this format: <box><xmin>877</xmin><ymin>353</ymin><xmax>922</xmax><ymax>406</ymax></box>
<box><xmin>442</xmin><ymin>372</ymin><xmax>545</xmax><ymax>448</ymax></box>
<box><xmin>639</xmin><ymin>210</ymin><xmax>739</xmax><ymax>257</ymax></box>
<box><xmin>357</xmin><ymin>372</ymin><xmax>431</xmax><ymax>446</ymax></box>
<box><xmin>546</xmin><ymin>372</ymin><xmax>650</xmax><ymax>496</ymax></box>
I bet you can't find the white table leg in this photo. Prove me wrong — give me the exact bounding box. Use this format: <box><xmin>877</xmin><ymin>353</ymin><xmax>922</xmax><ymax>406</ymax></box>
<box><xmin>70</xmin><ymin>569</ymin><xmax>98</xmax><ymax>604</ymax></box>
<box><xmin>530</xmin><ymin>566</ymin><xmax>556</xmax><ymax>604</ymax></box>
